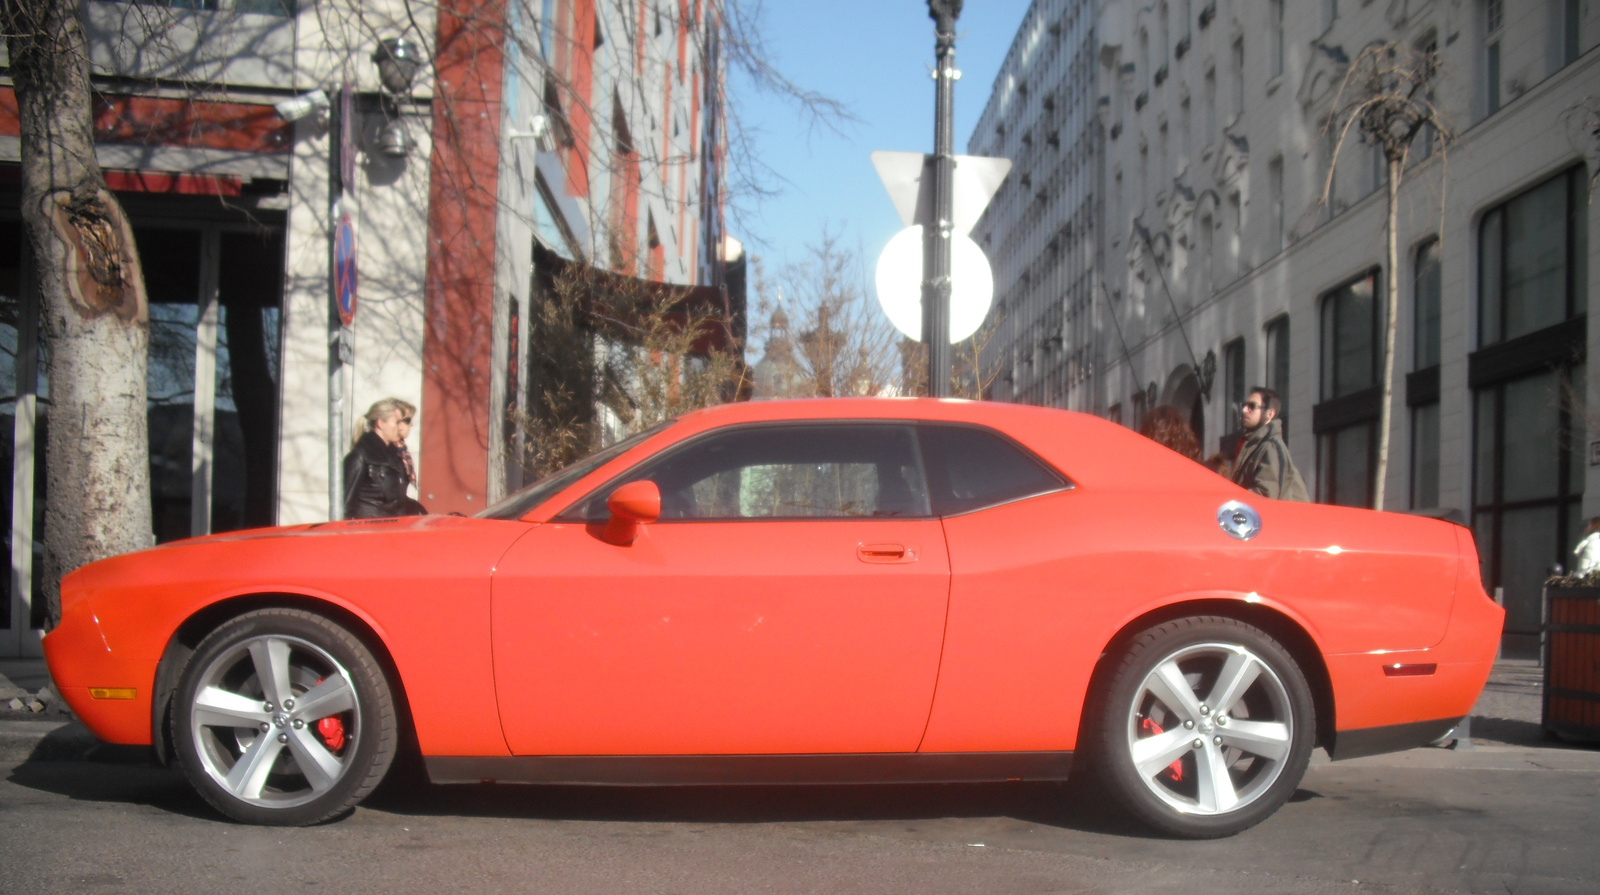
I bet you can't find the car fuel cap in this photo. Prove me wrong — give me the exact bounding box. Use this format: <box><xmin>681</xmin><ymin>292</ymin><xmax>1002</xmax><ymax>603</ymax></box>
<box><xmin>1217</xmin><ymin>501</ymin><xmax>1261</xmax><ymax>540</ymax></box>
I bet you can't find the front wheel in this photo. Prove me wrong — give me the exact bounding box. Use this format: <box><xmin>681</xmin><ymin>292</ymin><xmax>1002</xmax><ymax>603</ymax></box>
<box><xmin>1094</xmin><ymin>616</ymin><xmax>1315</xmax><ymax>838</ymax></box>
<box><xmin>172</xmin><ymin>608</ymin><xmax>398</xmax><ymax>825</ymax></box>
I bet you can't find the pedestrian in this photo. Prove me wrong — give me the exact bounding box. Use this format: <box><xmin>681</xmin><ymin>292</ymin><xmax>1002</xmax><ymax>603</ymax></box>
<box><xmin>343</xmin><ymin>398</ymin><xmax>427</xmax><ymax>518</ymax></box>
<box><xmin>1138</xmin><ymin>404</ymin><xmax>1202</xmax><ymax>462</ymax></box>
<box><xmin>1231</xmin><ymin>387</ymin><xmax>1309</xmax><ymax>502</ymax></box>
<box><xmin>1574</xmin><ymin>518</ymin><xmax>1600</xmax><ymax>577</ymax></box>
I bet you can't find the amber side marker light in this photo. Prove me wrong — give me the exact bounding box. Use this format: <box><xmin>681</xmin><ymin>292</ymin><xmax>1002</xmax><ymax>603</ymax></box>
<box><xmin>89</xmin><ymin>688</ymin><xmax>137</xmax><ymax>700</ymax></box>
<box><xmin>1382</xmin><ymin>663</ymin><xmax>1437</xmax><ymax>677</ymax></box>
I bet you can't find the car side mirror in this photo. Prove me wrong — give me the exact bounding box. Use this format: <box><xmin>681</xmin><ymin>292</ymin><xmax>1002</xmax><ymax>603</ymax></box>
<box><xmin>603</xmin><ymin>480</ymin><xmax>661</xmax><ymax>545</ymax></box>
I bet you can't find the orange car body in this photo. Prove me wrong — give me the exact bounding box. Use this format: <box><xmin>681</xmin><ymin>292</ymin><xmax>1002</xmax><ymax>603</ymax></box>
<box><xmin>45</xmin><ymin>399</ymin><xmax>1502</xmax><ymax>779</ymax></box>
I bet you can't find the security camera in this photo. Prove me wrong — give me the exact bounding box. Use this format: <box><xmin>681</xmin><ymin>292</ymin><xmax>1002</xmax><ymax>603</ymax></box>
<box><xmin>275</xmin><ymin>89</ymin><xmax>330</xmax><ymax>123</ymax></box>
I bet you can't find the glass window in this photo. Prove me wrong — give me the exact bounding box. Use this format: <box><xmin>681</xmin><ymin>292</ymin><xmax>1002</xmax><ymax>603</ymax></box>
<box><xmin>917</xmin><ymin>424</ymin><xmax>1067</xmax><ymax>516</ymax></box>
<box><xmin>1479</xmin><ymin>167</ymin><xmax>1584</xmax><ymax>347</ymax></box>
<box><xmin>1414</xmin><ymin>239</ymin><xmax>1441</xmax><ymax>370</ymax></box>
<box><xmin>1318</xmin><ymin>422</ymin><xmax>1373</xmax><ymax>508</ymax></box>
<box><xmin>1265</xmin><ymin>315</ymin><xmax>1290</xmax><ymax>422</ymax></box>
<box><xmin>563</xmin><ymin>424</ymin><xmax>930</xmax><ymax>521</ymax></box>
<box><xmin>1319</xmin><ymin>271</ymin><xmax>1380</xmax><ymax>401</ymax></box>
<box><xmin>1223</xmin><ymin>337</ymin><xmax>1246</xmax><ymax>435</ymax></box>
<box><xmin>141</xmin><ymin>227</ymin><xmax>203</xmax><ymax>545</ymax></box>
<box><xmin>1411</xmin><ymin>402</ymin><xmax>1440</xmax><ymax>509</ymax></box>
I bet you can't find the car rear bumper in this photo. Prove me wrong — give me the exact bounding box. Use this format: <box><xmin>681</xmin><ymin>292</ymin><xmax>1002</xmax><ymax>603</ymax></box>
<box><xmin>1324</xmin><ymin>552</ymin><xmax>1502</xmax><ymax>757</ymax></box>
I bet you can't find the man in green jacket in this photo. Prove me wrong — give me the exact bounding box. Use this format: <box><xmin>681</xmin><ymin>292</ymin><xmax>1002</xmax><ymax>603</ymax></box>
<box><xmin>1231</xmin><ymin>387</ymin><xmax>1310</xmax><ymax>502</ymax></box>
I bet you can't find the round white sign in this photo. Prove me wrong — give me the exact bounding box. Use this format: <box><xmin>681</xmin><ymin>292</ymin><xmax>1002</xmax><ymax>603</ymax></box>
<box><xmin>873</xmin><ymin>225</ymin><xmax>995</xmax><ymax>344</ymax></box>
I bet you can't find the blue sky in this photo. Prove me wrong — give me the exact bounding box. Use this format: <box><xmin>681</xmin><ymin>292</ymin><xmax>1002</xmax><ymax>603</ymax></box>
<box><xmin>731</xmin><ymin>1</ymin><xmax>1034</xmax><ymax>285</ymax></box>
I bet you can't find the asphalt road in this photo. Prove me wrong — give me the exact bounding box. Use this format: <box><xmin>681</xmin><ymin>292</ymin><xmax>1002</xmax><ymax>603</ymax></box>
<box><xmin>3</xmin><ymin>729</ymin><xmax>1597</xmax><ymax>895</ymax></box>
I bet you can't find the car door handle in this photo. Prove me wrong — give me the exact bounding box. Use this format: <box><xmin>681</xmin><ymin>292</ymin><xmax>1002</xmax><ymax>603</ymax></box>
<box><xmin>857</xmin><ymin>543</ymin><xmax>918</xmax><ymax>564</ymax></box>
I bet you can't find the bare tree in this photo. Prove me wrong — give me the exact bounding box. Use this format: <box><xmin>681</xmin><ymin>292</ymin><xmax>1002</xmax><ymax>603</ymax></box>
<box><xmin>3</xmin><ymin>0</ymin><xmax>151</xmax><ymax>621</ymax></box>
<box><xmin>515</xmin><ymin>258</ymin><xmax>745</xmax><ymax>479</ymax></box>
<box><xmin>749</xmin><ymin>234</ymin><xmax>901</xmax><ymax>398</ymax></box>
<box><xmin>1321</xmin><ymin>41</ymin><xmax>1450</xmax><ymax>511</ymax></box>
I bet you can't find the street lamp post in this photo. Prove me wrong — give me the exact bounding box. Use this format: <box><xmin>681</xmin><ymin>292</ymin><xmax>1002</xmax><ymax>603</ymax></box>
<box><xmin>923</xmin><ymin>0</ymin><xmax>961</xmax><ymax>397</ymax></box>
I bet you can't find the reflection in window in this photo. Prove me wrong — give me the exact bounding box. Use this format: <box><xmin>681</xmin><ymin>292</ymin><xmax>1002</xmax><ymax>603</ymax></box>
<box><xmin>574</xmin><ymin>424</ymin><xmax>930</xmax><ymax>521</ymax></box>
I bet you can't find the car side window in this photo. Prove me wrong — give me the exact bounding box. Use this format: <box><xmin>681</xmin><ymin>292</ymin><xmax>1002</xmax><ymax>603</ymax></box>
<box><xmin>559</xmin><ymin>424</ymin><xmax>932</xmax><ymax>521</ymax></box>
<box><xmin>917</xmin><ymin>424</ymin><xmax>1068</xmax><ymax>516</ymax></box>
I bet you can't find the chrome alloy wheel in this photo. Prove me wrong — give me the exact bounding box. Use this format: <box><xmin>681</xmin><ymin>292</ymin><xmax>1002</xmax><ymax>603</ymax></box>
<box><xmin>1124</xmin><ymin>641</ymin><xmax>1294</xmax><ymax>817</ymax></box>
<box><xmin>188</xmin><ymin>634</ymin><xmax>362</xmax><ymax>809</ymax></box>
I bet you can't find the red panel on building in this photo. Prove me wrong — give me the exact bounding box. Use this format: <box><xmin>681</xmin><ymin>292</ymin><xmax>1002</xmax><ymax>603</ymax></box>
<box><xmin>419</xmin><ymin>0</ymin><xmax>507</xmax><ymax>516</ymax></box>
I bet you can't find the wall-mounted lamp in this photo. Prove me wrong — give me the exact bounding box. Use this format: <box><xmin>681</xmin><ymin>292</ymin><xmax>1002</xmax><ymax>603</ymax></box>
<box><xmin>373</xmin><ymin>37</ymin><xmax>424</xmax><ymax>96</ymax></box>
<box><xmin>371</xmin><ymin>36</ymin><xmax>426</xmax><ymax>158</ymax></box>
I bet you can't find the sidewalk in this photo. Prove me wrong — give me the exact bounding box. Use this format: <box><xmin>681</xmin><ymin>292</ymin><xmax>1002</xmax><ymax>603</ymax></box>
<box><xmin>0</xmin><ymin>657</ymin><xmax>1577</xmax><ymax>763</ymax></box>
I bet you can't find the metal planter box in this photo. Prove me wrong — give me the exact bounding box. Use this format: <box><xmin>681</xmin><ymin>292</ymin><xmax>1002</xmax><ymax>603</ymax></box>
<box><xmin>1543</xmin><ymin>586</ymin><xmax>1600</xmax><ymax>743</ymax></box>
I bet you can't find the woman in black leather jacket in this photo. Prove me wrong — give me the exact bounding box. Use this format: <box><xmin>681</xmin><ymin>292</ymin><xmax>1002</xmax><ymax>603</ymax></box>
<box><xmin>343</xmin><ymin>398</ymin><xmax>427</xmax><ymax>518</ymax></box>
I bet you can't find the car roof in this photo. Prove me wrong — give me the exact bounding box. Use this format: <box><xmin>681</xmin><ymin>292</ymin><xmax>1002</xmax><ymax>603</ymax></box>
<box><xmin>513</xmin><ymin>398</ymin><xmax>1236</xmax><ymax>522</ymax></box>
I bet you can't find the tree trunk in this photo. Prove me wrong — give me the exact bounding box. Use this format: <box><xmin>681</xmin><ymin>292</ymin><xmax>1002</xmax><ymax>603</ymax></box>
<box><xmin>5</xmin><ymin>0</ymin><xmax>150</xmax><ymax>623</ymax></box>
<box><xmin>1373</xmin><ymin>156</ymin><xmax>1402</xmax><ymax>512</ymax></box>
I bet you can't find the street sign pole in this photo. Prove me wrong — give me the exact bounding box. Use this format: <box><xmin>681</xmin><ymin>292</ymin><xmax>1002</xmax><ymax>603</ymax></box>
<box><xmin>328</xmin><ymin>82</ymin><xmax>354</xmax><ymax>520</ymax></box>
<box><xmin>924</xmin><ymin>1</ymin><xmax>961</xmax><ymax>397</ymax></box>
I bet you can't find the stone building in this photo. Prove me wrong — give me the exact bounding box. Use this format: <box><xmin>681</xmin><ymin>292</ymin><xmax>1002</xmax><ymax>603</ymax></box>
<box><xmin>973</xmin><ymin>0</ymin><xmax>1598</xmax><ymax>656</ymax></box>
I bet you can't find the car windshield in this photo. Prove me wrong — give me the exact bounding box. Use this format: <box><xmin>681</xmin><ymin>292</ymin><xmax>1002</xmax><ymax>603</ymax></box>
<box><xmin>475</xmin><ymin>422</ymin><xmax>672</xmax><ymax>520</ymax></box>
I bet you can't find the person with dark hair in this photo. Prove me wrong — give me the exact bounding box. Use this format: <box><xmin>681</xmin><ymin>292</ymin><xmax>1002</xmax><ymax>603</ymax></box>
<box><xmin>1138</xmin><ymin>404</ymin><xmax>1202</xmax><ymax>462</ymax></box>
<box><xmin>1231</xmin><ymin>387</ymin><xmax>1309</xmax><ymax>501</ymax></box>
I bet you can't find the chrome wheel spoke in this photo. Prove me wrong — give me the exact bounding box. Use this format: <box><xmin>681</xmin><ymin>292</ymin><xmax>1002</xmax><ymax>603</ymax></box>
<box><xmin>1206</xmin><ymin>651</ymin><xmax>1262</xmax><ymax>716</ymax></box>
<box><xmin>293</xmin><ymin>673</ymin><xmax>356</xmax><ymax>722</ymax></box>
<box><xmin>225</xmin><ymin>733</ymin><xmax>286</xmax><ymax>800</ymax></box>
<box><xmin>1132</xmin><ymin>726</ymin><xmax>1194</xmax><ymax>779</ymax></box>
<box><xmin>249</xmin><ymin>638</ymin><xmax>294</xmax><ymax>707</ymax></box>
<box><xmin>1220</xmin><ymin>718</ymin><xmax>1291</xmax><ymax>761</ymax></box>
<box><xmin>286</xmin><ymin>727</ymin><xmax>345</xmax><ymax>793</ymax></box>
<box><xmin>1193</xmin><ymin>741</ymin><xmax>1240</xmax><ymax>813</ymax></box>
<box><xmin>193</xmin><ymin>686</ymin><xmax>271</xmax><ymax>729</ymax></box>
<box><xmin>1145</xmin><ymin>659</ymin><xmax>1203</xmax><ymax>723</ymax></box>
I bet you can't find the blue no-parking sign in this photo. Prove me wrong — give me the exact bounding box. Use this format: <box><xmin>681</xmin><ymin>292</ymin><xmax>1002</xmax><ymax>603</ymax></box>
<box><xmin>335</xmin><ymin>212</ymin><xmax>358</xmax><ymax>326</ymax></box>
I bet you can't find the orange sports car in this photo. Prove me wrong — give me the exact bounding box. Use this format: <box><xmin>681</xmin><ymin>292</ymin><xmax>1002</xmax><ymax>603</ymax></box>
<box><xmin>44</xmin><ymin>398</ymin><xmax>1502</xmax><ymax>836</ymax></box>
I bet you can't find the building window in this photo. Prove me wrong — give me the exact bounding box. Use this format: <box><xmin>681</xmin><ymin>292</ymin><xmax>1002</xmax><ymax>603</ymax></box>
<box><xmin>1414</xmin><ymin>32</ymin><xmax>1438</xmax><ymax>161</ymax></box>
<box><xmin>1223</xmin><ymin>337</ymin><xmax>1246</xmax><ymax>436</ymax></box>
<box><xmin>1203</xmin><ymin>68</ymin><xmax>1217</xmax><ymax>147</ymax></box>
<box><xmin>1564</xmin><ymin>0</ymin><xmax>1581</xmax><ymax>67</ymax></box>
<box><xmin>1471</xmin><ymin>164</ymin><xmax>1588</xmax><ymax>658</ymax></box>
<box><xmin>1479</xmin><ymin>167</ymin><xmax>1586</xmax><ymax>347</ymax></box>
<box><xmin>1410</xmin><ymin>239</ymin><xmax>1442</xmax><ymax>509</ymax></box>
<box><xmin>1268</xmin><ymin>156</ymin><xmax>1285</xmax><ymax>253</ymax></box>
<box><xmin>1264</xmin><ymin>314</ymin><xmax>1290</xmax><ymax>423</ymax></box>
<box><xmin>1232</xmin><ymin>38</ymin><xmax>1245</xmax><ymax>120</ymax></box>
<box><xmin>1485</xmin><ymin>0</ymin><xmax>1503</xmax><ymax>115</ymax></box>
<box><xmin>1314</xmin><ymin>270</ymin><xmax>1382</xmax><ymax>508</ymax></box>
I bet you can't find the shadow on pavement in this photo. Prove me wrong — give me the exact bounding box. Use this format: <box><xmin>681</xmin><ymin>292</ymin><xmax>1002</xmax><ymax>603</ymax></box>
<box><xmin>364</xmin><ymin>771</ymin><xmax>1156</xmax><ymax>837</ymax></box>
<box><xmin>6</xmin><ymin>750</ymin><xmax>218</xmax><ymax>822</ymax></box>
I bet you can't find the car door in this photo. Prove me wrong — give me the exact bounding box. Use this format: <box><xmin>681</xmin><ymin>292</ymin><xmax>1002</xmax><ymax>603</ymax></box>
<box><xmin>491</xmin><ymin>422</ymin><xmax>951</xmax><ymax>756</ymax></box>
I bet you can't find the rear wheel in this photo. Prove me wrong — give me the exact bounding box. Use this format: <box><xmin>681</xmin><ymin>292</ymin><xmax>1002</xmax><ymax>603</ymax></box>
<box><xmin>1095</xmin><ymin>616</ymin><xmax>1314</xmax><ymax>838</ymax></box>
<box><xmin>173</xmin><ymin>608</ymin><xmax>397</xmax><ymax>825</ymax></box>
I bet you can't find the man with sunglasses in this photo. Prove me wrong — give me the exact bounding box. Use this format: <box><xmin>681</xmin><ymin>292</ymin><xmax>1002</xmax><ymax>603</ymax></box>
<box><xmin>1231</xmin><ymin>387</ymin><xmax>1309</xmax><ymax>502</ymax></box>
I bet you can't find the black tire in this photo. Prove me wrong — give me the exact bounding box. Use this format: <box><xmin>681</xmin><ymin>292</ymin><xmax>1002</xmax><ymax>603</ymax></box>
<box><xmin>172</xmin><ymin>608</ymin><xmax>398</xmax><ymax>825</ymax></box>
<box><xmin>1093</xmin><ymin>616</ymin><xmax>1315</xmax><ymax>838</ymax></box>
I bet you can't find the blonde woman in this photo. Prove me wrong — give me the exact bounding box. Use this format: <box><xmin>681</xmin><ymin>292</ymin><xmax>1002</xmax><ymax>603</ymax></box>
<box><xmin>342</xmin><ymin>398</ymin><xmax>426</xmax><ymax>518</ymax></box>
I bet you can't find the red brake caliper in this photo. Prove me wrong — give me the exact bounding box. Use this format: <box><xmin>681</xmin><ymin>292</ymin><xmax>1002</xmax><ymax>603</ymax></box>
<box><xmin>311</xmin><ymin>678</ymin><xmax>347</xmax><ymax>752</ymax></box>
<box><xmin>1140</xmin><ymin>717</ymin><xmax>1185</xmax><ymax>782</ymax></box>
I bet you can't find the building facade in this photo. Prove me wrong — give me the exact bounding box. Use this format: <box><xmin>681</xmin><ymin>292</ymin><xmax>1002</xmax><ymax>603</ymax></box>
<box><xmin>974</xmin><ymin>0</ymin><xmax>1598</xmax><ymax>656</ymax></box>
<box><xmin>0</xmin><ymin>0</ymin><xmax>730</xmax><ymax>656</ymax></box>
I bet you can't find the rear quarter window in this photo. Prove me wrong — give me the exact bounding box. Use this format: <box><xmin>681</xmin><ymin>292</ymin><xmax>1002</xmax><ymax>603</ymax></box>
<box><xmin>918</xmin><ymin>424</ymin><xmax>1069</xmax><ymax>515</ymax></box>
